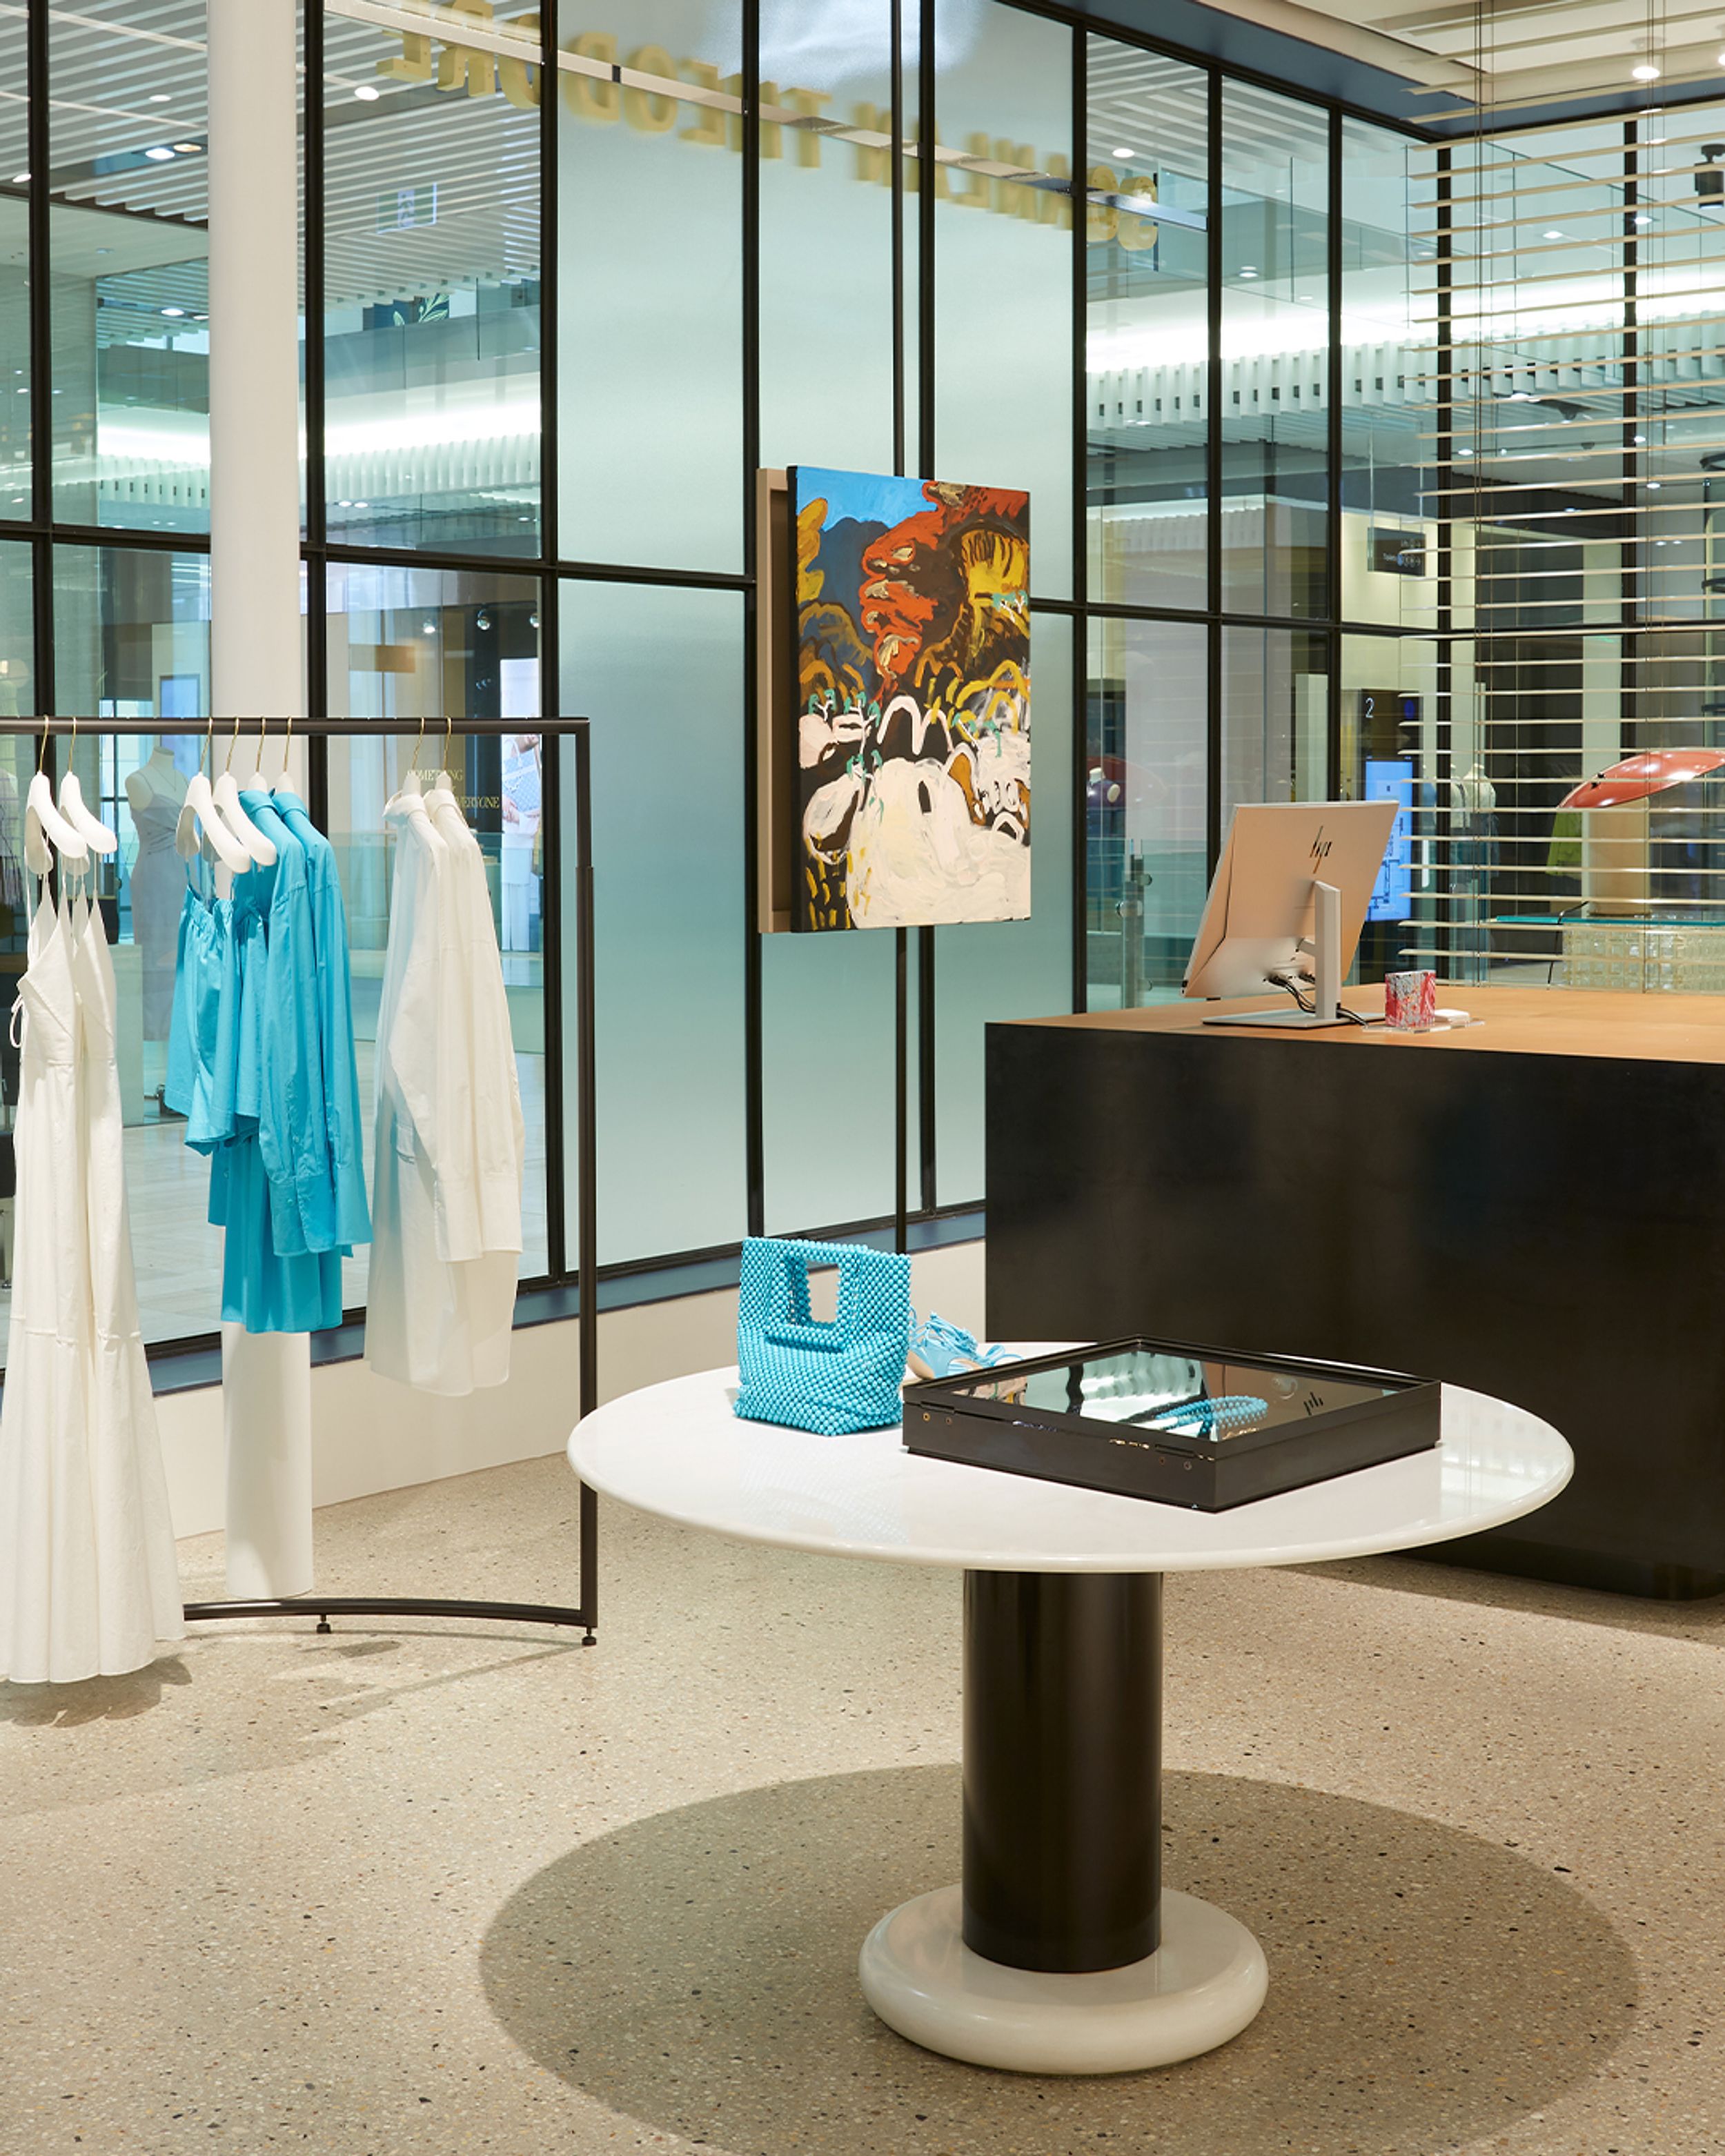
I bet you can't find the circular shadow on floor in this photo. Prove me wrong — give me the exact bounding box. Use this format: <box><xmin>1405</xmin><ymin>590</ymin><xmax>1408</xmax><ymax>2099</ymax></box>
<box><xmin>480</xmin><ymin>1765</ymin><xmax>1637</xmax><ymax>2155</ymax></box>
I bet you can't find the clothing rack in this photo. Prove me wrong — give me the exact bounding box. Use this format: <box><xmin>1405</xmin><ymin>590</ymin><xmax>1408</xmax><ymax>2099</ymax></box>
<box><xmin>3</xmin><ymin>715</ymin><xmax>600</xmax><ymax>1646</ymax></box>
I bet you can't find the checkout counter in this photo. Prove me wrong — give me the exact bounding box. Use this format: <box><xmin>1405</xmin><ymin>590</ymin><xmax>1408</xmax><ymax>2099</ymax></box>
<box><xmin>985</xmin><ymin>983</ymin><xmax>1725</xmax><ymax>1598</ymax></box>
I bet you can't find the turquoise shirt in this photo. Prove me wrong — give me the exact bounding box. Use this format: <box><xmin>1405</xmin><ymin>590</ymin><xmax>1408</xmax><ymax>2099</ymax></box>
<box><xmin>274</xmin><ymin>788</ymin><xmax>371</xmax><ymax>1251</ymax></box>
<box><xmin>217</xmin><ymin>807</ymin><xmax>341</xmax><ymax>1335</ymax></box>
<box><xmin>239</xmin><ymin>790</ymin><xmax>337</xmax><ymax>1258</ymax></box>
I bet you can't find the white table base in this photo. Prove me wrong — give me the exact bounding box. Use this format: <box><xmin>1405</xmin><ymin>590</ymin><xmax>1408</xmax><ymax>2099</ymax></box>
<box><xmin>859</xmin><ymin>1884</ymin><xmax>1268</xmax><ymax>2075</ymax></box>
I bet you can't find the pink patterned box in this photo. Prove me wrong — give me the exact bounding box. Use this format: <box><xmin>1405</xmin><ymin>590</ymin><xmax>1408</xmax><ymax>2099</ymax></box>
<box><xmin>1383</xmin><ymin>969</ymin><xmax>1437</xmax><ymax>1031</ymax></box>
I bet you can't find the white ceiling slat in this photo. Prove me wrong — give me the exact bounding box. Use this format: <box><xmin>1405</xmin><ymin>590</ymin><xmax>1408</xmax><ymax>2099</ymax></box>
<box><xmin>1211</xmin><ymin>0</ymin><xmax>1725</xmax><ymax>120</ymax></box>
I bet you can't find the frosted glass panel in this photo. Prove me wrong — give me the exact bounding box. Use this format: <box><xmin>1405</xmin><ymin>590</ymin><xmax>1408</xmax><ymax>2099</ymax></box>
<box><xmin>760</xmin><ymin>928</ymin><xmax>908</xmax><ymax>1234</ymax></box>
<box><xmin>556</xmin><ymin>1</ymin><xmax>744</xmax><ymax>573</ymax></box>
<box><xmin>936</xmin><ymin>611</ymin><xmax>1072</xmax><ymax>1205</ymax></box>
<box><xmin>561</xmin><ymin>580</ymin><xmax>747</xmax><ymax>1265</ymax></box>
<box><xmin>934</xmin><ymin>1</ymin><xmax>1072</xmax><ymax>598</ymax></box>
<box><xmin>758</xmin><ymin>0</ymin><xmax>898</xmax><ymax>477</ymax></box>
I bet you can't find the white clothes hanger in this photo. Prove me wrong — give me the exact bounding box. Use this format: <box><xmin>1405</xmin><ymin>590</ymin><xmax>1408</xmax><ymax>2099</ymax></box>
<box><xmin>57</xmin><ymin>721</ymin><xmax>117</xmax><ymax>857</ymax></box>
<box><xmin>212</xmin><ymin>716</ymin><xmax>277</xmax><ymax>867</ymax></box>
<box><xmin>175</xmin><ymin>716</ymin><xmax>251</xmax><ymax>878</ymax></box>
<box><xmin>25</xmin><ymin>718</ymin><xmax>89</xmax><ymax>876</ymax></box>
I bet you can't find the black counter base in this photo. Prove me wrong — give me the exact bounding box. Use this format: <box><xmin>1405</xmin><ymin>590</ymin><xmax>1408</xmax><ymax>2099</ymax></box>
<box><xmin>986</xmin><ymin>1016</ymin><xmax>1725</xmax><ymax>1601</ymax></box>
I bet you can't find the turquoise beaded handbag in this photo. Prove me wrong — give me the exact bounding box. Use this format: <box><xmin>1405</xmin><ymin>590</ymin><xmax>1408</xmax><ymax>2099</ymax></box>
<box><xmin>734</xmin><ymin>1236</ymin><xmax>913</xmax><ymax>1435</ymax></box>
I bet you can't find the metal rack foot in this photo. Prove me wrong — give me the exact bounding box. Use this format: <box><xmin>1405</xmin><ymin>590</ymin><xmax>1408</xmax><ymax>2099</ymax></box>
<box><xmin>181</xmin><ymin>1596</ymin><xmax>597</xmax><ymax>1638</ymax></box>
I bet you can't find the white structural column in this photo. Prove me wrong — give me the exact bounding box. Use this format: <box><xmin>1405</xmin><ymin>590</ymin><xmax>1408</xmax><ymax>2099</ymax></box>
<box><xmin>208</xmin><ymin>0</ymin><xmax>315</xmax><ymax>1599</ymax></box>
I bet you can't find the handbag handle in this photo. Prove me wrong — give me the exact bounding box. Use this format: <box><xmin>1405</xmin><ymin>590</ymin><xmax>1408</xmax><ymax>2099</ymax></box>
<box><xmin>758</xmin><ymin>1241</ymin><xmax>876</xmax><ymax>1351</ymax></box>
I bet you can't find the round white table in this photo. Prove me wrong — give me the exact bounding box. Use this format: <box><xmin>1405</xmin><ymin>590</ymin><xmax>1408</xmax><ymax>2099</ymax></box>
<box><xmin>569</xmin><ymin>1367</ymin><xmax>1571</xmax><ymax>2076</ymax></box>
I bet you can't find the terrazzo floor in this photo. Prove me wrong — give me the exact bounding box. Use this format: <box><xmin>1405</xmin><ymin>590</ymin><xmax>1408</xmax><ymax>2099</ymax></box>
<box><xmin>3</xmin><ymin>1452</ymin><xmax>1723</xmax><ymax>2156</ymax></box>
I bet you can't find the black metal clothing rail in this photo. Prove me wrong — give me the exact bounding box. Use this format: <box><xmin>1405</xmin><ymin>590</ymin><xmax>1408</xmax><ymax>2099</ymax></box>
<box><xmin>2</xmin><ymin>714</ymin><xmax>601</xmax><ymax>1646</ymax></box>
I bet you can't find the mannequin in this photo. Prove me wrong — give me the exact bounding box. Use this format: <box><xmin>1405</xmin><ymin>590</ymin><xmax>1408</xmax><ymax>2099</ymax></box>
<box><xmin>1450</xmin><ymin>762</ymin><xmax>1497</xmax><ymax>822</ymax></box>
<box><xmin>126</xmin><ymin>744</ymin><xmax>190</xmax><ymax>1101</ymax></box>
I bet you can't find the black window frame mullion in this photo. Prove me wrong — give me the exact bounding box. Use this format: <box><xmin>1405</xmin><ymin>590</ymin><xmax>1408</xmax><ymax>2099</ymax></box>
<box><xmin>1206</xmin><ymin>67</ymin><xmax>1223</xmax><ymax>878</ymax></box>
<box><xmin>741</xmin><ymin>0</ymin><xmax>764</xmax><ymax>1240</ymax></box>
<box><xmin>304</xmin><ymin>0</ymin><xmax>330</xmax><ymax>836</ymax></box>
<box><xmin>915</xmin><ymin>0</ymin><xmax>937</xmax><ymax>1220</ymax></box>
<box><xmin>538</xmin><ymin>1</ymin><xmax>566</xmax><ymax>1282</ymax></box>
<box><xmin>1326</xmin><ymin>106</ymin><xmax>1343</xmax><ymax>801</ymax></box>
<box><xmin>27</xmin><ymin>0</ymin><xmax>51</xmax><ymax>713</ymax></box>
<box><xmin>1070</xmin><ymin>21</ymin><xmax>1088</xmax><ymax>1012</ymax></box>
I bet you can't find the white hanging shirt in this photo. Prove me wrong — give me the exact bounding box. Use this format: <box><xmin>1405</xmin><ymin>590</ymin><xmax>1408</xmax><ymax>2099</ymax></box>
<box><xmin>364</xmin><ymin>787</ymin><xmax>525</xmax><ymax>1396</ymax></box>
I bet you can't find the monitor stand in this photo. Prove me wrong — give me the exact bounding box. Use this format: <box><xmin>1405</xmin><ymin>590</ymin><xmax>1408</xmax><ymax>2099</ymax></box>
<box><xmin>1203</xmin><ymin>880</ymin><xmax>1352</xmax><ymax>1029</ymax></box>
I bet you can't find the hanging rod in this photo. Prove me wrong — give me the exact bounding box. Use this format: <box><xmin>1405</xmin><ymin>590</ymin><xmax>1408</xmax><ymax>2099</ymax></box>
<box><xmin>0</xmin><ymin>716</ymin><xmax>590</xmax><ymax>737</ymax></box>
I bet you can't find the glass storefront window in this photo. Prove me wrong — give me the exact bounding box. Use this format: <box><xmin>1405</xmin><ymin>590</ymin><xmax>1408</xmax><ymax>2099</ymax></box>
<box><xmin>1085</xmin><ymin>613</ymin><xmax>1208</xmax><ymax>1009</ymax></box>
<box><xmin>1087</xmin><ymin>41</ymin><xmax>1208</xmax><ymax>612</ymax></box>
<box><xmin>322</xmin><ymin>1</ymin><xmax>543</xmax><ymax>555</ymax></box>
<box><xmin>48</xmin><ymin>0</ymin><xmax>211</xmax><ymax>534</ymax></box>
<box><xmin>1340</xmin><ymin>119</ymin><xmax>1433</xmax><ymax>635</ymax></box>
<box><xmin>1221</xmin><ymin>83</ymin><xmax>1330</xmax><ymax>619</ymax></box>
<box><xmin>1341</xmin><ymin>631</ymin><xmax>1437</xmax><ymax>982</ymax></box>
<box><xmin>0</xmin><ymin>19</ymin><xmax>28</xmax><ymax>524</ymax></box>
<box><xmin>328</xmin><ymin>562</ymin><xmax>549</xmax><ymax>1297</ymax></box>
<box><xmin>1222</xmin><ymin>623</ymin><xmax>1329</xmax><ymax>822</ymax></box>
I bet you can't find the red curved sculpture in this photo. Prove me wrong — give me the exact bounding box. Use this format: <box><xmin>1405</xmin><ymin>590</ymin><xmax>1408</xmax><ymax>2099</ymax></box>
<box><xmin>1559</xmin><ymin>748</ymin><xmax>1725</xmax><ymax>811</ymax></box>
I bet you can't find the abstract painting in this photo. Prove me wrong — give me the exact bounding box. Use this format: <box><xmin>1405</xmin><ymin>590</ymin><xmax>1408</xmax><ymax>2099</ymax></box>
<box><xmin>789</xmin><ymin>466</ymin><xmax>1030</xmax><ymax>931</ymax></box>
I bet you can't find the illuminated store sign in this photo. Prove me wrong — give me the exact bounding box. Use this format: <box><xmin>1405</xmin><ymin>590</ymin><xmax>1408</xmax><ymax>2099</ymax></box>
<box><xmin>355</xmin><ymin>1</ymin><xmax>1162</xmax><ymax>244</ymax></box>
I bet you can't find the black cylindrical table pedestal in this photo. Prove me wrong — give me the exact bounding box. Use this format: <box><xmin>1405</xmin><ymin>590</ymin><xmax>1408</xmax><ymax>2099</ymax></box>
<box><xmin>963</xmin><ymin>1570</ymin><xmax>1163</xmax><ymax>1973</ymax></box>
<box><xmin>858</xmin><ymin>1564</ymin><xmax>1267</xmax><ymax>2073</ymax></box>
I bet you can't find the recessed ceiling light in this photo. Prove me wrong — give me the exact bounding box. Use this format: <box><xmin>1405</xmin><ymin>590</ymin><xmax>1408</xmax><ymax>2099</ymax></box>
<box><xmin>1239</xmin><ymin>265</ymin><xmax>1258</xmax><ymax>278</ymax></box>
<box><xmin>1634</xmin><ymin>433</ymin><xmax>1647</xmax><ymax>444</ymax></box>
<box><xmin>9</xmin><ymin>172</ymin><xmax>26</xmax><ymax>185</ymax></box>
<box><xmin>148</xmin><ymin>92</ymin><xmax>170</xmax><ymax>103</ymax></box>
<box><xmin>160</xmin><ymin>306</ymin><xmax>185</xmax><ymax>317</ymax></box>
<box><xmin>1456</xmin><ymin>446</ymin><xmax>1474</xmax><ymax>456</ymax></box>
<box><xmin>1632</xmin><ymin>61</ymin><xmax>1661</xmax><ymax>81</ymax></box>
<box><xmin>354</xmin><ymin>83</ymin><xmax>381</xmax><ymax>101</ymax></box>
<box><xmin>1544</xmin><ymin>228</ymin><xmax>1563</xmax><ymax>239</ymax></box>
<box><xmin>143</xmin><ymin>146</ymin><xmax>175</xmax><ymax>161</ymax></box>
<box><xmin>1648</xmin><ymin>479</ymin><xmax>1662</xmax><ymax>488</ymax></box>
<box><xmin>170</xmin><ymin>141</ymin><xmax>200</xmax><ymax>153</ymax></box>
<box><xmin>1112</xmin><ymin>145</ymin><xmax>1134</xmax><ymax>159</ymax></box>
<box><xmin>1634</xmin><ymin>212</ymin><xmax>1652</xmax><ymax>225</ymax></box>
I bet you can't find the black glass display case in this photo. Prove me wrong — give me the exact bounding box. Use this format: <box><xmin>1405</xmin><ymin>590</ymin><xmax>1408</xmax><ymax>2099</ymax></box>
<box><xmin>904</xmin><ymin>1339</ymin><xmax>1441</xmax><ymax>1511</ymax></box>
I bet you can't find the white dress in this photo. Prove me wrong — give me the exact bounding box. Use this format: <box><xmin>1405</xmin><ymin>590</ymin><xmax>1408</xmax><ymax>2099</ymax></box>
<box><xmin>364</xmin><ymin>789</ymin><xmax>524</xmax><ymax>1396</ymax></box>
<box><xmin>0</xmin><ymin>884</ymin><xmax>183</xmax><ymax>1682</ymax></box>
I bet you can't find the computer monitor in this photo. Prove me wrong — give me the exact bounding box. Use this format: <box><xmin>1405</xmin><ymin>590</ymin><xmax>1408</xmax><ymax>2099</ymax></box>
<box><xmin>1184</xmin><ymin>799</ymin><xmax>1399</xmax><ymax>1029</ymax></box>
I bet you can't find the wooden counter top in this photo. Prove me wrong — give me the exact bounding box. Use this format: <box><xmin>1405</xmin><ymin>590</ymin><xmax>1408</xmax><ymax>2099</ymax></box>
<box><xmin>1015</xmin><ymin>983</ymin><xmax>1725</xmax><ymax>1064</ymax></box>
